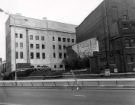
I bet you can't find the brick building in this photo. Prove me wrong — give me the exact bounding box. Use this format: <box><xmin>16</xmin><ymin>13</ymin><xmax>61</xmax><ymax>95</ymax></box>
<box><xmin>76</xmin><ymin>0</ymin><xmax>135</xmax><ymax>73</ymax></box>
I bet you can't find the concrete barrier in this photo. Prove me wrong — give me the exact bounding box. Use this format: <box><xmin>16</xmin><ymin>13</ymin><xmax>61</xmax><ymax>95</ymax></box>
<box><xmin>0</xmin><ymin>78</ymin><xmax>135</xmax><ymax>88</ymax></box>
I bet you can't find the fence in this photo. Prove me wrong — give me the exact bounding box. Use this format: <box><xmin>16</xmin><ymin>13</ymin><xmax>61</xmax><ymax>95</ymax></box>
<box><xmin>0</xmin><ymin>78</ymin><xmax>135</xmax><ymax>88</ymax></box>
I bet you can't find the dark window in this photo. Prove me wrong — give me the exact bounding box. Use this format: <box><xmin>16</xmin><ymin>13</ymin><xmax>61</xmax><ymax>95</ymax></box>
<box><xmin>125</xmin><ymin>39</ymin><xmax>130</xmax><ymax>47</ymax></box>
<box><xmin>72</xmin><ymin>39</ymin><xmax>74</xmax><ymax>43</ymax></box>
<box><xmin>60</xmin><ymin>65</ymin><xmax>63</xmax><ymax>68</ymax></box>
<box><xmin>42</xmin><ymin>44</ymin><xmax>45</xmax><ymax>49</ymax></box>
<box><xmin>53</xmin><ymin>53</ymin><xmax>56</xmax><ymax>58</ymax></box>
<box><xmin>30</xmin><ymin>44</ymin><xmax>34</xmax><ymax>49</ymax></box>
<box><xmin>132</xmin><ymin>55</ymin><xmax>135</xmax><ymax>62</ymax></box>
<box><xmin>127</xmin><ymin>55</ymin><xmax>132</xmax><ymax>62</ymax></box>
<box><xmin>36</xmin><ymin>53</ymin><xmax>40</xmax><ymax>59</ymax></box>
<box><xmin>16</xmin><ymin>42</ymin><xmax>18</xmax><ymax>48</ymax></box>
<box><xmin>54</xmin><ymin>65</ymin><xmax>56</xmax><ymax>68</ymax></box>
<box><xmin>30</xmin><ymin>52</ymin><xmax>34</xmax><ymax>59</ymax></box>
<box><xmin>36</xmin><ymin>44</ymin><xmax>40</xmax><ymax>49</ymax></box>
<box><xmin>63</xmin><ymin>38</ymin><xmax>66</xmax><ymax>42</ymax></box>
<box><xmin>58</xmin><ymin>37</ymin><xmax>61</xmax><ymax>41</ymax></box>
<box><xmin>52</xmin><ymin>37</ymin><xmax>55</xmax><ymax>41</ymax></box>
<box><xmin>35</xmin><ymin>36</ymin><xmax>39</xmax><ymax>40</ymax></box>
<box><xmin>20</xmin><ymin>43</ymin><xmax>23</xmax><ymax>48</ymax></box>
<box><xmin>30</xmin><ymin>35</ymin><xmax>33</xmax><ymax>40</ymax></box>
<box><xmin>15</xmin><ymin>33</ymin><xmax>18</xmax><ymax>38</ymax></box>
<box><xmin>20</xmin><ymin>52</ymin><xmax>23</xmax><ymax>59</ymax></box>
<box><xmin>123</xmin><ymin>23</ymin><xmax>128</xmax><ymax>29</ymax></box>
<box><xmin>53</xmin><ymin>45</ymin><xmax>55</xmax><ymax>49</ymax></box>
<box><xmin>131</xmin><ymin>38</ymin><xmax>135</xmax><ymax>47</ymax></box>
<box><xmin>42</xmin><ymin>53</ymin><xmax>45</xmax><ymax>59</ymax></box>
<box><xmin>20</xmin><ymin>34</ymin><xmax>23</xmax><ymax>38</ymax></box>
<box><xmin>16</xmin><ymin>52</ymin><xmax>18</xmax><ymax>59</ymax></box>
<box><xmin>64</xmin><ymin>53</ymin><xmax>66</xmax><ymax>58</ymax></box>
<box><xmin>59</xmin><ymin>45</ymin><xmax>62</xmax><ymax>50</ymax></box>
<box><xmin>63</xmin><ymin>45</ymin><xmax>66</xmax><ymax>50</ymax></box>
<box><xmin>41</xmin><ymin>36</ymin><xmax>44</xmax><ymax>41</ymax></box>
<box><xmin>59</xmin><ymin>53</ymin><xmax>62</xmax><ymax>59</ymax></box>
<box><xmin>67</xmin><ymin>38</ymin><xmax>70</xmax><ymax>42</ymax></box>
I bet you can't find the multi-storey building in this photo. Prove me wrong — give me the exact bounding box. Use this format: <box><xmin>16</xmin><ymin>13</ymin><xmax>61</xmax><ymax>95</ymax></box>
<box><xmin>76</xmin><ymin>0</ymin><xmax>135</xmax><ymax>73</ymax></box>
<box><xmin>6</xmin><ymin>14</ymin><xmax>76</xmax><ymax>72</ymax></box>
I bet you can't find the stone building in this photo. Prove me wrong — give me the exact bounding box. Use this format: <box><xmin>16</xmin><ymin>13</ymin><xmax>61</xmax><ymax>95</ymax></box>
<box><xmin>6</xmin><ymin>14</ymin><xmax>76</xmax><ymax>72</ymax></box>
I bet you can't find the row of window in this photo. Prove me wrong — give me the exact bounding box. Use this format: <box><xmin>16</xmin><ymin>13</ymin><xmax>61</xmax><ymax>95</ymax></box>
<box><xmin>53</xmin><ymin>52</ymin><xmax>66</xmax><ymax>59</ymax></box>
<box><xmin>16</xmin><ymin>52</ymin><xmax>66</xmax><ymax>59</ymax></box>
<box><xmin>127</xmin><ymin>54</ymin><xmax>135</xmax><ymax>62</ymax></box>
<box><xmin>16</xmin><ymin>42</ymin><xmax>68</xmax><ymax>50</ymax></box>
<box><xmin>15</xmin><ymin>33</ymin><xmax>75</xmax><ymax>43</ymax></box>
<box><xmin>15</xmin><ymin>33</ymin><xmax>23</xmax><ymax>38</ymax></box>
<box><xmin>54</xmin><ymin>64</ymin><xmax>64</xmax><ymax>68</ymax></box>
<box><xmin>125</xmin><ymin>38</ymin><xmax>135</xmax><ymax>47</ymax></box>
<box><xmin>16</xmin><ymin>52</ymin><xmax>46</xmax><ymax>59</ymax></box>
<box><xmin>30</xmin><ymin>35</ymin><xmax>45</xmax><ymax>41</ymax></box>
<box><xmin>30</xmin><ymin>44</ymin><xmax>45</xmax><ymax>49</ymax></box>
<box><xmin>53</xmin><ymin>36</ymin><xmax>75</xmax><ymax>43</ymax></box>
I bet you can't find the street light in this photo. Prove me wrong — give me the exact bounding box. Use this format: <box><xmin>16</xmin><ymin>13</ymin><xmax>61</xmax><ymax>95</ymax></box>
<box><xmin>0</xmin><ymin>8</ymin><xmax>17</xmax><ymax>80</ymax></box>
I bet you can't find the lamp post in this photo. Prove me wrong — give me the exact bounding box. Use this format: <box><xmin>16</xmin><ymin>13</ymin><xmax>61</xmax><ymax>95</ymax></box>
<box><xmin>0</xmin><ymin>8</ymin><xmax>17</xmax><ymax>80</ymax></box>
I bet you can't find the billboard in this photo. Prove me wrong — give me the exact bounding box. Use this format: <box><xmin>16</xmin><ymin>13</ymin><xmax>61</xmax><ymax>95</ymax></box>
<box><xmin>72</xmin><ymin>38</ymin><xmax>99</xmax><ymax>57</ymax></box>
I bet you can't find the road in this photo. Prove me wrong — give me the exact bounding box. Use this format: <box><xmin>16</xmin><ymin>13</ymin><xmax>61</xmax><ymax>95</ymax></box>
<box><xmin>0</xmin><ymin>87</ymin><xmax>135</xmax><ymax>105</ymax></box>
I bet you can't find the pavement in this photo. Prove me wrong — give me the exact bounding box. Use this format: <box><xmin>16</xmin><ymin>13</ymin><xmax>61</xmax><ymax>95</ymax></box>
<box><xmin>0</xmin><ymin>87</ymin><xmax>135</xmax><ymax>105</ymax></box>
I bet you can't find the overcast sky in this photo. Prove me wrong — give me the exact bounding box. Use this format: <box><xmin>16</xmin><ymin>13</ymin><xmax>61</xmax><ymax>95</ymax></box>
<box><xmin>0</xmin><ymin>0</ymin><xmax>103</xmax><ymax>60</ymax></box>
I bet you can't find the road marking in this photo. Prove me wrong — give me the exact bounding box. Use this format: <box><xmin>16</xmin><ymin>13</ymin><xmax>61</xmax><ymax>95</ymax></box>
<box><xmin>0</xmin><ymin>103</ymin><xmax>24</xmax><ymax>105</ymax></box>
<box><xmin>74</xmin><ymin>94</ymin><xmax>86</xmax><ymax>97</ymax></box>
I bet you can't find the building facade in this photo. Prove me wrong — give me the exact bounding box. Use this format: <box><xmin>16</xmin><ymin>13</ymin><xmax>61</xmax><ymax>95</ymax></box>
<box><xmin>6</xmin><ymin>14</ymin><xmax>76</xmax><ymax>72</ymax></box>
<box><xmin>76</xmin><ymin>0</ymin><xmax>135</xmax><ymax>73</ymax></box>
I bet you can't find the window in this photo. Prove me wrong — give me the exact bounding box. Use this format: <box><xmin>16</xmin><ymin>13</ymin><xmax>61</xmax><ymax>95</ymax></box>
<box><xmin>131</xmin><ymin>38</ymin><xmax>135</xmax><ymax>47</ymax></box>
<box><xmin>36</xmin><ymin>53</ymin><xmax>40</xmax><ymax>59</ymax></box>
<box><xmin>67</xmin><ymin>38</ymin><xmax>70</xmax><ymax>42</ymax></box>
<box><xmin>20</xmin><ymin>52</ymin><xmax>23</xmax><ymax>59</ymax></box>
<box><xmin>30</xmin><ymin>52</ymin><xmax>34</xmax><ymax>59</ymax></box>
<box><xmin>64</xmin><ymin>53</ymin><xmax>66</xmax><ymax>58</ymax></box>
<box><xmin>59</xmin><ymin>53</ymin><xmax>62</xmax><ymax>59</ymax></box>
<box><xmin>16</xmin><ymin>42</ymin><xmax>18</xmax><ymax>48</ymax></box>
<box><xmin>63</xmin><ymin>38</ymin><xmax>66</xmax><ymax>42</ymax></box>
<box><xmin>53</xmin><ymin>45</ymin><xmax>55</xmax><ymax>49</ymax></box>
<box><xmin>30</xmin><ymin>35</ymin><xmax>33</xmax><ymax>40</ymax></box>
<box><xmin>53</xmin><ymin>53</ymin><xmax>56</xmax><ymax>58</ymax></box>
<box><xmin>60</xmin><ymin>65</ymin><xmax>63</xmax><ymax>68</ymax></box>
<box><xmin>42</xmin><ymin>53</ymin><xmax>45</xmax><ymax>59</ymax></box>
<box><xmin>72</xmin><ymin>39</ymin><xmax>74</xmax><ymax>43</ymax></box>
<box><xmin>20</xmin><ymin>42</ymin><xmax>23</xmax><ymax>48</ymax></box>
<box><xmin>16</xmin><ymin>52</ymin><xmax>18</xmax><ymax>59</ymax></box>
<box><xmin>30</xmin><ymin>44</ymin><xmax>34</xmax><ymax>49</ymax></box>
<box><xmin>20</xmin><ymin>34</ymin><xmax>23</xmax><ymax>38</ymax></box>
<box><xmin>122</xmin><ymin>23</ymin><xmax>128</xmax><ymax>29</ymax></box>
<box><xmin>36</xmin><ymin>44</ymin><xmax>40</xmax><ymax>49</ymax></box>
<box><xmin>54</xmin><ymin>65</ymin><xmax>56</xmax><ymax>68</ymax></box>
<box><xmin>132</xmin><ymin>55</ymin><xmax>135</xmax><ymax>62</ymax></box>
<box><xmin>52</xmin><ymin>37</ymin><xmax>55</xmax><ymax>41</ymax></box>
<box><xmin>63</xmin><ymin>45</ymin><xmax>66</xmax><ymax>50</ymax></box>
<box><xmin>59</xmin><ymin>45</ymin><xmax>62</xmax><ymax>50</ymax></box>
<box><xmin>35</xmin><ymin>36</ymin><xmax>39</xmax><ymax>40</ymax></box>
<box><xmin>42</xmin><ymin>44</ymin><xmax>45</xmax><ymax>49</ymax></box>
<box><xmin>58</xmin><ymin>37</ymin><xmax>61</xmax><ymax>41</ymax></box>
<box><xmin>41</xmin><ymin>36</ymin><xmax>45</xmax><ymax>41</ymax></box>
<box><xmin>15</xmin><ymin>33</ymin><xmax>18</xmax><ymax>38</ymax></box>
<box><xmin>125</xmin><ymin>39</ymin><xmax>130</xmax><ymax>47</ymax></box>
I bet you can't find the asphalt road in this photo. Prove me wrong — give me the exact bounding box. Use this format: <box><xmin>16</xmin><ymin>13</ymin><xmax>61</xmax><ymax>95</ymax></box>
<box><xmin>0</xmin><ymin>87</ymin><xmax>135</xmax><ymax>105</ymax></box>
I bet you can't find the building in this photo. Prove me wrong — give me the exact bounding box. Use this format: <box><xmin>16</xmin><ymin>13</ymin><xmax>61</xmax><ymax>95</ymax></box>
<box><xmin>72</xmin><ymin>38</ymin><xmax>99</xmax><ymax>58</ymax></box>
<box><xmin>6</xmin><ymin>14</ymin><xmax>76</xmax><ymax>72</ymax></box>
<box><xmin>76</xmin><ymin>0</ymin><xmax>135</xmax><ymax>73</ymax></box>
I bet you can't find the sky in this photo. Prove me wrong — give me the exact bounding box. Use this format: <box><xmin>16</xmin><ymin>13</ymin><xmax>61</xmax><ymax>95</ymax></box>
<box><xmin>0</xmin><ymin>0</ymin><xmax>103</xmax><ymax>61</ymax></box>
